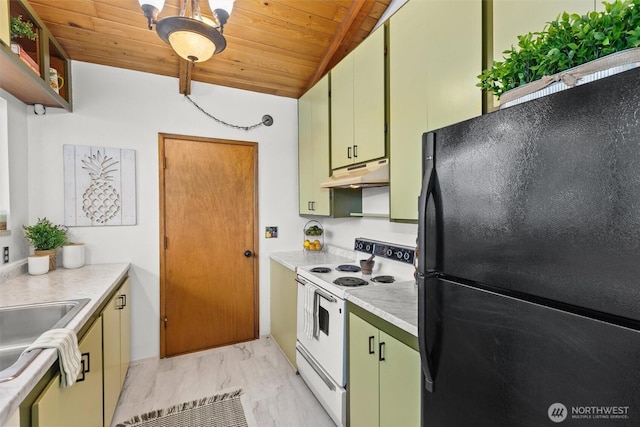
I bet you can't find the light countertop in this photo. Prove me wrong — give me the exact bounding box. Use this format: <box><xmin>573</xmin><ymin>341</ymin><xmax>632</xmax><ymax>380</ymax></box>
<box><xmin>269</xmin><ymin>245</ymin><xmax>355</xmax><ymax>271</ymax></box>
<box><xmin>345</xmin><ymin>280</ymin><xmax>418</xmax><ymax>337</ymax></box>
<box><xmin>0</xmin><ymin>263</ymin><xmax>130</xmax><ymax>426</ymax></box>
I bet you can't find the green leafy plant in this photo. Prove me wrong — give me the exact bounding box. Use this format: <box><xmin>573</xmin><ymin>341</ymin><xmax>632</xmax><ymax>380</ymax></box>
<box><xmin>23</xmin><ymin>218</ymin><xmax>68</xmax><ymax>251</ymax></box>
<box><xmin>10</xmin><ymin>15</ymin><xmax>37</xmax><ymax>41</ymax></box>
<box><xmin>478</xmin><ymin>0</ymin><xmax>640</xmax><ymax>98</ymax></box>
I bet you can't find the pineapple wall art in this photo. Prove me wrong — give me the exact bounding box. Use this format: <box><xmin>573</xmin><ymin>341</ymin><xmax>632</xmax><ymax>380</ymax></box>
<box><xmin>64</xmin><ymin>145</ymin><xmax>136</xmax><ymax>226</ymax></box>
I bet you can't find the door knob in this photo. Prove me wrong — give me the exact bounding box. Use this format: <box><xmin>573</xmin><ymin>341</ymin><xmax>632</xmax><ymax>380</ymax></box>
<box><xmin>244</xmin><ymin>250</ymin><xmax>253</xmax><ymax>258</ymax></box>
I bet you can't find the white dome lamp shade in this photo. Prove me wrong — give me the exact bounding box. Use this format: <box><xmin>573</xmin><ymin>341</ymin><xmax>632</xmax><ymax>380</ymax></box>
<box><xmin>155</xmin><ymin>0</ymin><xmax>228</xmax><ymax>62</ymax></box>
<box><xmin>138</xmin><ymin>0</ymin><xmax>165</xmax><ymax>30</ymax></box>
<box><xmin>208</xmin><ymin>0</ymin><xmax>234</xmax><ymax>26</ymax></box>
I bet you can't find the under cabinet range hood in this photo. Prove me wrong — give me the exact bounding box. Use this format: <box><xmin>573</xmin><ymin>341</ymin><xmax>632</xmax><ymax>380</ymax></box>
<box><xmin>320</xmin><ymin>158</ymin><xmax>389</xmax><ymax>188</ymax></box>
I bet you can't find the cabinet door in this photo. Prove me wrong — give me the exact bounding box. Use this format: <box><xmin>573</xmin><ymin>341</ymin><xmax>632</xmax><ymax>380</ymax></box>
<box><xmin>390</xmin><ymin>0</ymin><xmax>481</xmax><ymax>221</ymax></box>
<box><xmin>298</xmin><ymin>85</ymin><xmax>314</xmax><ymax>214</ymax></box>
<box><xmin>269</xmin><ymin>260</ymin><xmax>297</xmax><ymax>366</ymax></box>
<box><xmin>349</xmin><ymin>313</ymin><xmax>380</xmax><ymax>427</ymax></box>
<box><xmin>0</xmin><ymin>0</ymin><xmax>9</xmax><ymax>46</ymax></box>
<box><xmin>299</xmin><ymin>76</ymin><xmax>331</xmax><ymax>216</ymax></box>
<box><xmin>379</xmin><ymin>330</ymin><xmax>420</xmax><ymax>427</ymax></box>
<box><xmin>120</xmin><ymin>278</ymin><xmax>131</xmax><ymax>387</ymax></box>
<box><xmin>331</xmin><ymin>54</ymin><xmax>355</xmax><ymax>170</ymax></box>
<box><xmin>102</xmin><ymin>289</ymin><xmax>122</xmax><ymax>427</ymax></box>
<box><xmin>32</xmin><ymin>317</ymin><xmax>103</xmax><ymax>427</ymax></box>
<box><xmin>493</xmin><ymin>0</ymin><xmax>596</xmax><ymax>64</ymax></box>
<box><xmin>310</xmin><ymin>75</ymin><xmax>331</xmax><ymax>215</ymax></box>
<box><xmin>353</xmin><ymin>25</ymin><xmax>385</xmax><ymax>164</ymax></box>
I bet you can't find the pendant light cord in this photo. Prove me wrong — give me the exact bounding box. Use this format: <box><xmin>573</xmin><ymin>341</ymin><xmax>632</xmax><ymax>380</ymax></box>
<box><xmin>183</xmin><ymin>94</ymin><xmax>272</xmax><ymax>131</ymax></box>
<box><xmin>183</xmin><ymin>61</ymin><xmax>273</xmax><ymax>131</ymax></box>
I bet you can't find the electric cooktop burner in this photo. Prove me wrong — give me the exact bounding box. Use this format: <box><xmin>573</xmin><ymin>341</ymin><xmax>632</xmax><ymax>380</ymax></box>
<box><xmin>310</xmin><ymin>267</ymin><xmax>331</xmax><ymax>273</ymax></box>
<box><xmin>371</xmin><ymin>275</ymin><xmax>396</xmax><ymax>283</ymax></box>
<box><xmin>337</xmin><ymin>264</ymin><xmax>361</xmax><ymax>272</ymax></box>
<box><xmin>334</xmin><ymin>277</ymin><xmax>368</xmax><ymax>287</ymax></box>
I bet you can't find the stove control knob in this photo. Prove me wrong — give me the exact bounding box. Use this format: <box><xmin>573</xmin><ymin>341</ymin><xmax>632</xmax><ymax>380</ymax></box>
<box><xmin>397</xmin><ymin>252</ymin><xmax>403</xmax><ymax>259</ymax></box>
<box><xmin>404</xmin><ymin>252</ymin><xmax>410</xmax><ymax>261</ymax></box>
<box><xmin>386</xmin><ymin>248</ymin><xmax>393</xmax><ymax>257</ymax></box>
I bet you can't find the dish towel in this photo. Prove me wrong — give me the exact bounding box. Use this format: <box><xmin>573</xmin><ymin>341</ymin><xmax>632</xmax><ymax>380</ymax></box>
<box><xmin>23</xmin><ymin>328</ymin><xmax>82</xmax><ymax>388</ymax></box>
<box><xmin>304</xmin><ymin>283</ymin><xmax>318</xmax><ymax>339</ymax></box>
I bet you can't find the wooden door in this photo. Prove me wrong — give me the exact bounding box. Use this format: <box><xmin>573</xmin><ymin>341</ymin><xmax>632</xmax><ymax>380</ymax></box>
<box><xmin>160</xmin><ymin>134</ymin><xmax>258</xmax><ymax>357</ymax></box>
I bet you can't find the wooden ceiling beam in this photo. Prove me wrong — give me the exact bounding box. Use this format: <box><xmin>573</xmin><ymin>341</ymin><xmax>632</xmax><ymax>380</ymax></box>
<box><xmin>179</xmin><ymin>59</ymin><xmax>193</xmax><ymax>95</ymax></box>
<box><xmin>303</xmin><ymin>0</ymin><xmax>377</xmax><ymax>93</ymax></box>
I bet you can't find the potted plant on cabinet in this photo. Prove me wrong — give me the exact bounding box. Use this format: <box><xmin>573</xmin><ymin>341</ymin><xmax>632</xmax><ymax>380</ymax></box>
<box><xmin>9</xmin><ymin>15</ymin><xmax>39</xmax><ymax>74</ymax></box>
<box><xmin>23</xmin><ymin>218</ymin><xmax>68</xmax><ymax>271</ymax></box>
<box><xmin>478</xmin><ymin>0</ymin><xmax>640</xmax><ymax>107</ymax></box>
<box><xmin>10</xmin><ymin>15</ymin><xmax>37</xmax><ymax>41</ymax></box>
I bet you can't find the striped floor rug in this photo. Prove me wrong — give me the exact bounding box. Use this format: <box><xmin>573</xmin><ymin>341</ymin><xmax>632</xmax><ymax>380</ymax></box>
<box><xmin>115</xmin><ymin>389</ymin><xmax>247</xmax><ymax>427</ymax></box>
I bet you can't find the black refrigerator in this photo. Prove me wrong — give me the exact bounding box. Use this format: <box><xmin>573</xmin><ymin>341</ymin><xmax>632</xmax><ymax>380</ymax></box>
<box><xmin>417</xmin><ymin>67</ymin><xmax>640</xmax><ymax>427</ymax></box>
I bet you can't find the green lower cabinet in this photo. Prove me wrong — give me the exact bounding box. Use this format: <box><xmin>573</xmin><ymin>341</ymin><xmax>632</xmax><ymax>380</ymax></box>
<box><xmin>349</xmin><ymin>313</ymin><xmax>380</xmax><ymax>427</ymax></box>
<box><xmin>31</xmin><ymin>317</ymin><xmax>104</xmax><ymax>427</ymax></box>
<box><xmin>379</xmin><ymin>330</ymin><xmax>420</xmax><ymax>427</ymax></box>
<box><xmin>348</xmin><ymin>312</ymin><xmax>420</xmax><ymax>427</ymax></box>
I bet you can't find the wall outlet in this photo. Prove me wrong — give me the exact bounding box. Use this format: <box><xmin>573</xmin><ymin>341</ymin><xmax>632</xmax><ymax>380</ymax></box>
<box><xmin>3</xmin><ymin>247</ymin><xmax>8</xmax><ymax>264</ymax></box>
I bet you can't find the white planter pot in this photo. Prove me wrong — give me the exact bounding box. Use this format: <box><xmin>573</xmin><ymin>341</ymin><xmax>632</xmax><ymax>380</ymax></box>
<box><xmin>499</xmin><ymin>48</ymin><xmax>640</xmax><ymax>108</ymax></box>
<box><xmin>28</xmin><ymin>255</ymin><xmax>49</xmax><ymax>275</ymax></box>
<box><xmin>62</xmin><ymin>243</ymin><xmax>85</xmax><ymax>269</ymax></box>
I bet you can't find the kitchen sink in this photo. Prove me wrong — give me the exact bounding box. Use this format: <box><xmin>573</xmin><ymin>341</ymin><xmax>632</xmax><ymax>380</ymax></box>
<box><xmin>0</xmin><ymin>298</ymin><xmax>90</xmax><ymax>382</ymax></box>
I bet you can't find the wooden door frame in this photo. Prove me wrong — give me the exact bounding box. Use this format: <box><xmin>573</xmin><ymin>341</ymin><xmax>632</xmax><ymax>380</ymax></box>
<box><xmin>158</xmin><ymin>133</ymin><xmax>260</xmax><ymax>358</ymax></box>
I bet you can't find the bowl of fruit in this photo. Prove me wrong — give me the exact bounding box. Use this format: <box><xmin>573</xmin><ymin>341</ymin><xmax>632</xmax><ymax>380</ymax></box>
<box><xmin>303</xmin><ymin>221</ymin><xmax>324</xmax><ymax>251</ymax></box>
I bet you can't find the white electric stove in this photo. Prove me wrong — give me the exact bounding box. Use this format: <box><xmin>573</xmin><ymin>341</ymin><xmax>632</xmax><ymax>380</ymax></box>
<box><xmin>295</xmin><ymin>238</ymin><xmax>416</xmax><ymax>427</ymax></box>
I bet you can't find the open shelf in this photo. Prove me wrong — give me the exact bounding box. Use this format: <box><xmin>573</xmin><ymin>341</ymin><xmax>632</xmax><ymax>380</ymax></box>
<box><xmin>0</xmin><ymin>0</ymin><xmax>71</xmax><ymax>111</ymax></box>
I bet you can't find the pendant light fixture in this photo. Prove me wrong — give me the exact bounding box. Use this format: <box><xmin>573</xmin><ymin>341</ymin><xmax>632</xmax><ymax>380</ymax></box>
<box><xmin>138</xmin><ymin>0</ymin><xmax>234</xmax><ymax>62</ymax></box>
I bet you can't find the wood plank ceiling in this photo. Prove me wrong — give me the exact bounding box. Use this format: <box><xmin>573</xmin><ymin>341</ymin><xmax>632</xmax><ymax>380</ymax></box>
<box><xmin>26</xmin><ymin>0</ymin><xmax>392</xmax><ymax>98</ymax></box>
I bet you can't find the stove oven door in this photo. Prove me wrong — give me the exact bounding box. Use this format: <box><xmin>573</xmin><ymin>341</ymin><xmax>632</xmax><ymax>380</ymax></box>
<box><xmin>296</xmin><ymin>276</ymin><xmax>346</xmax><ymax>386</ymax></box>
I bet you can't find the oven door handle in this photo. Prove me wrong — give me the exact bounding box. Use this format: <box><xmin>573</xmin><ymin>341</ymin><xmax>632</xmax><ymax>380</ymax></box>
<box><xmin>295</xmin><ymin>277</ymin><xmax>337</xmax><ymax>303</ymax></box>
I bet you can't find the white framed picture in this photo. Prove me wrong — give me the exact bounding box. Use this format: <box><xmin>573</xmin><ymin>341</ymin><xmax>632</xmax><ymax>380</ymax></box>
<box><xmin>64</xmin><ymin>145</ymin><xmax>136</xmax><ymax>226</ymax></box>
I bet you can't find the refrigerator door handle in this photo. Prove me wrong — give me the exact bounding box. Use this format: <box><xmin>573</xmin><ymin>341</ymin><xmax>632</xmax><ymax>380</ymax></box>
<box><xmin>417</xmin><ymin>131</ymin><xmax>438</xmax><ymax>393</ymax></box>
<box><xmin>418</xmin><ymin>273</ymin><xmax>435</xmax><ymax>392</ymax></box>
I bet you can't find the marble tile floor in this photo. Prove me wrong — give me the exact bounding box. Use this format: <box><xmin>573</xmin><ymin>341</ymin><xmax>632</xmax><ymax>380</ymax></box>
<box><xmin>110</xmin><ymin>337</ymin><xmax>336</xmax><ymax>427</ymax></box>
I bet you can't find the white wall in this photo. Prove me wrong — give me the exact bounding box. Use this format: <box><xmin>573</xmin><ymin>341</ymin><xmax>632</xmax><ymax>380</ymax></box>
<box><xmin>0</xmin><ymin>89</ymin><xmax>30</xmax><ymax>263</ymax></box>
<box><xmin>26</xmin><ymin>61</ymin><xmax>305</xmax><ymax>361</ymax></box>
<box><xmin>321</xmin><ymin>187</ymin><xmax>418</xmax><ymax>251</ymax></box>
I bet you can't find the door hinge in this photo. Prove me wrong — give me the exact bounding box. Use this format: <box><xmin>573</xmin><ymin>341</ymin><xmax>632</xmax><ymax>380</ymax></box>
<box><xmin>162</xmin><ymin>316</ymin><xmax>168</xmax><ymax>328</ymax></box>
<box><xmin>164</xmin><ymin>236</ymin><xmax>168</xmax><ymax>249</ymax></box>
<box><xmin>163</xmin><ymin>157</ymin><xmax>167</xmax><ymax>169</ymax></box>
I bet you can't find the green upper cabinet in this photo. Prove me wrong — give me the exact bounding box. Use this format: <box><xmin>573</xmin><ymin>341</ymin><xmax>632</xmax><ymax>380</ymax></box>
<box><xmin>389</xmin><ymin>0</ymin><xmax>482</xmax><ymax>222</ymax></box>
<box><xmin>299</xmin><ymin>75</ymin><xmax>332</xmax><ymax>216</ymax></box>
<box><xmin>331</xmin><ymin>25</ymin><xmax>386</xmax><ymax>170</ymax></box>
<box><xmin>0</xmin><ymin>0</ymin><xmax>9</xmax><ymax>45</ymax></box>
<box><xmin>493</xmin><ymin>0</ymin><xmax>598</xmax><ymax>66</ymax></box>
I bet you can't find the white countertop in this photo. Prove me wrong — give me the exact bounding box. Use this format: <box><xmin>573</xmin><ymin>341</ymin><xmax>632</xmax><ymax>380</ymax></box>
<box><xmin>269</xmin><ymin>245</ymin><xmax>355</xmax><ymax>271</ymax></box>
<box><xmin>0</xmin><ymin>263</ymin><xmax>130</xmax><ymax>426</ymax></box>
<box><xmin>345</xmin><ymin>280</ymin><xmax>418</xmax><ymax>337</ymax></box>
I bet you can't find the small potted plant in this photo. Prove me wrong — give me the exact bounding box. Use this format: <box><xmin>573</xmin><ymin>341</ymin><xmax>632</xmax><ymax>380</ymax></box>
<box><xmin>23</xmin><ymin>218</ymin><xmax>68</xmax><ymax>271</ymax></box>
<box><xmin>478</xmin><ymin>0</ymin><xmax>640</xmax><ymax>107</ymax></box>
<box><xmin>10</xmin><ymin>15</ymin><xmax>37</xmax><ymax>41</ymax></box>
